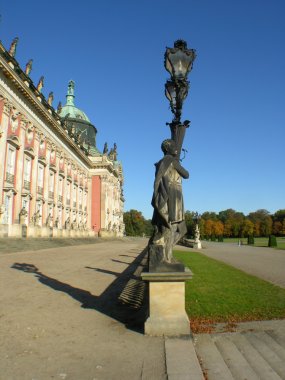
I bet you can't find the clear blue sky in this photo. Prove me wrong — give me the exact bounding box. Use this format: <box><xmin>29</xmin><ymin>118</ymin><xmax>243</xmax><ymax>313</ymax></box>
<box><xmin>1</xmin><ymin>0</ymin><xmax>284</xmax><ymax>219</ymax></box>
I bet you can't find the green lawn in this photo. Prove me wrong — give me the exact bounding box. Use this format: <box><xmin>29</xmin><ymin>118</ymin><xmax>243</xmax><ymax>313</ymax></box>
<box><xmin>213</xmin><ymin>237</ymin><xmax>285</xmax><ymax>249</ymax></box>
<box><xmin>174</xmin><ymin>250</ymin><xmax>285</xmax><ymax>332</ymax></box>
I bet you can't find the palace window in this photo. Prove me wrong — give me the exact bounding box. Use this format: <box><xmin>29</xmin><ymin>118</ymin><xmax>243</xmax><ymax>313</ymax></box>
<box><xmin>6</xmin><ymin>145</ymin><xmax>16</xmax><ymax>184</ymax></box>
<box><xmin>49</xmin><ymin>171</ymin><xmax>54</xmax><ymax>199</ymax></box>
<box><xmin>3</xmin><ymin>194</ymin><xmax>11</xmax><ymax>224</ymax></box>
<box><xmin>79</xmin><ymin>188</ymin><xmax>83</xmax><ymax>210</ymax></box>
<box><xmin>58</xmin><ymin>177</ymin><xmax>63</xmax><ymax>203</ymax></box>
<box><xmin>66</xmin><ymin>182</ymin><xmax>71</xmax><ymax>205</ymax></box>
<box><xmin>73</xmin><ymin>185</ymin><xmax>77</xmax><ymax>208</ymax></box>
<box><xmin>37</xmin><ymin>164</ymin><xmax>44</xmax><ymax>194</ymax></box>
<box><xmin>23</xmin><ymin>155</ymin><xmax>32</xmax><ymax>190</ymax></box>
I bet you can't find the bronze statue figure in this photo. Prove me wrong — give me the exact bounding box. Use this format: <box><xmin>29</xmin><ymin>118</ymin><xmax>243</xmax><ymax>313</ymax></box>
<box><xmin>148</xmin><ymin>139</ymin><xmax>189</xmax><ymax>271</ymax></box>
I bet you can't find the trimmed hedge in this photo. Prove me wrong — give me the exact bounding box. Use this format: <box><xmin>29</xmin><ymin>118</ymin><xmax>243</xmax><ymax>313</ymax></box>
<box><xmin>248</xmin><ymin>235</ymin><xmax>255</xmax><ymax>245</ymax></box>
<box><xmin>268</xmin><ymin>235</ymin><xmax>277</xmax><ymax>247</ymax></box>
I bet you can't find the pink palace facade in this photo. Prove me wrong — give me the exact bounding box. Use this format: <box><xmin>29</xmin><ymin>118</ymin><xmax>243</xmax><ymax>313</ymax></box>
<box><xmin>0</xmin><ymin>39</ymin><xmax>124</xmax><ymax>238</ymax></box>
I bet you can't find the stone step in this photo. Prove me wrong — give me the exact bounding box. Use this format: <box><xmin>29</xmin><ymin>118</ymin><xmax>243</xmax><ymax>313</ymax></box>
<box><xmin>267</xmin><ymin>330</ymin><xmax>285</xmax><ymax>349</ymax></box>
<box><xmin>214</xmin><ymin>335</ymin><xmax>260</xmax><ymax>380</ymax></box>
<box><xmin>165</xmin><ymin>337</ymin><xmax>204</xmax><ymax>380</ymax></box>
<box><xmin>194</xmin><ymin>334</ymin><xmax>234</xmax><ymax>380</ymax></box>
<box><xmin>245</xmin><ymin>332</ymin><xmax>285</xmax><ymax>378</ymax></box>
<box><xmin>254</xmin><ymin>331</ymin><xmax>285</xmax><ymax>361</ymax></box>
<box><xmin>228</xmin><ymin>333</ymin><xmax>282</xmax><ymax>380</ymax></box>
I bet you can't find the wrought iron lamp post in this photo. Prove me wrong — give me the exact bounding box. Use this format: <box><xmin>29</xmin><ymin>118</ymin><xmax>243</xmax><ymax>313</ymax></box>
<box><xmin>164</xmin><ymin>40</ymin><xmax>196</xmax><ymax>158</ymax></box>
<box><xmin>142</xmin><ymin>40</ymin><xmax>197</xmax><ymax>337</ymax></box>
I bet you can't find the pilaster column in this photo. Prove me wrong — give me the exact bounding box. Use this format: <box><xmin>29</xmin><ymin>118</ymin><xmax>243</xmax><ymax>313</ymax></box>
<box><xmin>0</xmin><ymin>97</ymin><xmax>11</xmax><ymax>205</ymax></box>
<box><xmin>13</xmin><ymin>113</ymin><xmax>26</xmax><ymax>223</ymax></box>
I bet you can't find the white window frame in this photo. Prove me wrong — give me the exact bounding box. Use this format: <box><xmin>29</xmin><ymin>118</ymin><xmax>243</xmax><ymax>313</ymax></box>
<box><xmin>49</xmin><ymin>171</ymin><xmax>54</xmax><ymax>192</ymax></box>
<box><xmin>37</xmin><ymin>164</ymin><xmax>44</xmax><ymax>188</ymax></box>
<box><xmin>6</xmin><ymin>145</ymin><xmax>16</xmax><ymax>175</ymax></box>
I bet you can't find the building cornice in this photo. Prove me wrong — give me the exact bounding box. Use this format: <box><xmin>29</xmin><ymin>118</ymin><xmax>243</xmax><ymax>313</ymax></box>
<box><xmin>0</xmin><ymin>42</ymin><xmax>91</xmax><ymax>168</ymax></box>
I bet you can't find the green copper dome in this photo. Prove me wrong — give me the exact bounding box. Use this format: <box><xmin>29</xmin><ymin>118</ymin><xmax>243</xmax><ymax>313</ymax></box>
<box><xmin>59</xmin><ymin>80</ymin><xmax>90</xmax><ymax>122</ymax></box>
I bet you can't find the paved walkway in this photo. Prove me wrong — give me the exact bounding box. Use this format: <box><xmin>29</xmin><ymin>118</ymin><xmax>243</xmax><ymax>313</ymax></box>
<box><xmin>0</xmin><ymin>238</ymin><xmax>202</xmax><ymax>380</ymax></box>
<box><xmin>196</xmin><ymin>241</ymin><xmax>285</xmax><ymax>288</ymax></box>
<box><xmin>1</xmin><ymin>238</ymin><xmax>285</xmax><ymax>379</ymax></box>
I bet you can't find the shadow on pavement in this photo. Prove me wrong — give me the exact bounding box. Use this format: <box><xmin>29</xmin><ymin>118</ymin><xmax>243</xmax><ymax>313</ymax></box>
<box><xmin>11</xmin><ymin>248</ymin><xmax>149</xmax><ymax>333</ymax></box>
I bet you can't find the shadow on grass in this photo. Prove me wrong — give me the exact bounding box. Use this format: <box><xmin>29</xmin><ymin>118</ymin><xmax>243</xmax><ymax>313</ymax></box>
<box><xmin>11</xmin><ymin>248</ymin><xmax>149</xmax><ymax>333</ymax></box>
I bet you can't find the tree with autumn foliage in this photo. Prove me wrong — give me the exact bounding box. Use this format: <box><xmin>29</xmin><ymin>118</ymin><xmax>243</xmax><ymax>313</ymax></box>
<box><xmin>213</xmin><ymin>220</ymin><xmax>224</xmax><ymax>237</ymax></box>
<box><xmin>248</xmin><ymin>209</ymin><xmax>272</xmax><ymax>237</ymax></box>
<box><xmin>272</xmin><ymin>209</ymin><xmax>285</xmax><ymax>236</ymax></box>
<box><xmin>241</xmin><ymin>219</ymin><xmax>254</xmax><ymax>237</ymax></box>
<box><xmin>186</xmin><ymin>207</ymin><xmax>283</xmax><ymax>239</ymax></box>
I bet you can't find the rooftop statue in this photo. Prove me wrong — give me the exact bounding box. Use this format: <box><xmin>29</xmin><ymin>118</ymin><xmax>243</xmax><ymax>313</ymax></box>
<box><xmin>57</xmin><ymin>101</ymin><xmax>62</xmax><ymax>114</ymax></box>
<box><xmin>103</xmin><ymin>142</ymin><xmax>108</xmax><ymax>154</ymax></box>
<box><xmin>25</xmin><ymin>59</ymin><xmax>33</xmax><ymax>76</ymax></box>
<box><xmin>9</xmin><ymin>37</ymin><xmax>19</xmax><ymax>57</ymax></box>
<box><xmin>37</xmin><ymin>76</ymin><xmax>44</xmax><ymax>92</ymax></box>
<box><xmin>47</xmin><ymin>92</ymin><xmax>54</xmax><ymax>106</ymax></box>
<box><xmin>113</xmin><ymin>143</ymin><xmax>117</xmax><ymax>161</ymax></box>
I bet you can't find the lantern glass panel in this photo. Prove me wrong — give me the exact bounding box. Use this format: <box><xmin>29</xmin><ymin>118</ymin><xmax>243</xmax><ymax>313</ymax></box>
<box><xmin>168</xmin><ymin>50</ymin><xmax>192</xmax><ymax>79</ymax></box>
<box><xmin>165</xmin><ymin>81</ymin><xmax>176</xmax><ymax>106</ymax></box>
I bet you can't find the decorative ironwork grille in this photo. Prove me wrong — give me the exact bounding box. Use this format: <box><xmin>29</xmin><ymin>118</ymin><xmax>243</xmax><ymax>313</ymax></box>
<box><xmin>6</xmin><ymin>172</ymin><xmax>14</xmax><ymax>184</ymax></box>
<box><xmin>23</xmin><ymin>180</ymin><xmax>30</xmax><ymax>190</ymax></box>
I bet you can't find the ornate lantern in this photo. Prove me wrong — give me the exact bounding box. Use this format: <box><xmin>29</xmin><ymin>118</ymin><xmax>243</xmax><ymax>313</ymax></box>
<box><xmin>164</xmin><ymin>40</ymin><xmax>196</xmax><ymax>80</ymax></box>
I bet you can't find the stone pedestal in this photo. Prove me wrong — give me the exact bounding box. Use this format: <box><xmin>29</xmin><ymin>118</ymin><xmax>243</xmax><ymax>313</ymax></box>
<box><xmin>62</xmin><ymin>229</ymin><xmax>70</xmax><ymax>238</ymax></box>
<box><xmin>9</xmin><ymin>224</ymin><xmax>22</xmax><ymax>237</ymax></box>
<box><xmin>193</xmin><ymin>240</ymin><xmax>202</xmax><ymax>249</ymax></box>
<box><xmin>0</xmin><ymin>224</ymin><xmax>8</xmax><ymax>237</ymax></box>
<box><xmin>41</xmin><ymin>226</ymin><xmax>52</xmax><ymax>237</ymax></box>
<box><xmin>141</xmin><ymin>270</ymin><xmax>192</xmax><ymax>336</ymax></box>
<box><xmin>99</xmin><ymin>229</ymin><xmax>114</xmax><ymax>238</ymax></box>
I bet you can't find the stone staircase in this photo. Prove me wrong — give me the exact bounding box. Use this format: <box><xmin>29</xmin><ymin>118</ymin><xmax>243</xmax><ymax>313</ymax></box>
<box><xmin>194</xmin><ymin>329</ymin><xmax>285</xmax><ymax>380</ymax></box>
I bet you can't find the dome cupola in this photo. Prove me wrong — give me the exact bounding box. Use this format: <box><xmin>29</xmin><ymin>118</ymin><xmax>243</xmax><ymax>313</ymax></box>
<box><xmin>59</xmin><ymin>80</ymin><xmax>100</xmax><ymax>156</ymax></box>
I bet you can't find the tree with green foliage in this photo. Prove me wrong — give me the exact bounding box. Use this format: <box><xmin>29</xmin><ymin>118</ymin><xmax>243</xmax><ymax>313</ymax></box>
<box><xmin>273</xmin><ymin>210</ymin><xmax>285</xmax><ymax>236</ymax></box>
<box><xmin>248</xmin><ymin>235</ymin><xmax>255</xmax><ymax>245</ymax></box>
<box><xmin>123</xmin><ymin>209</ymin><xmax>147</xmax><ymax>236</ymax></box>
<box><xmin>199</xmin><ymin>218</ymin><xmax>205</xmax><ymax>239</ymax></box>
<box><xmin>202</xmin><ymin>211</ymin><xmax>218</xmax><ymax>221</ymax></box>
<box><xmin>144</xmin><ymin>219</ymin><xmax>154</xmax><ymax>237</ymax></box>
<box><xmin>184</xmin><ymin>211</ymin><xmax>195</xmax><ymax>238</ymax></box>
